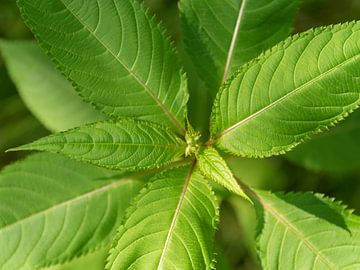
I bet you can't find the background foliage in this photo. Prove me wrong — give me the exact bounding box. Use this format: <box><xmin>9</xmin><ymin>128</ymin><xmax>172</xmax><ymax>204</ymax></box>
<box><xmin>1</xmin><ymin>0</ymin><xmax>360</xmax><ymax>269</ymax></box>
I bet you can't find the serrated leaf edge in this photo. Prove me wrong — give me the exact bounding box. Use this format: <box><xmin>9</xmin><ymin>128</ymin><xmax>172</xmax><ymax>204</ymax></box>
<box><xmin>254</xmin><ymin>190</ymin><xmax>357</xmax><ymax>270</ymax></box>
<box><xmin>8</xmin><ymin>118</ymin><xmax>187</xmax><ymax>172</ymax></box>
<box><xmin>209</xmin><ymin>21</ymin><xmax>360</xmax><ymax>158</ymax></box>
<box><xmin>105</xmin><ymin>162</ymin><xmax>220</xmax><ymax>269</ymax></box>
<box><xmin>16</xmin><ymin>0</ymin><xmax>189</xmax><ymax>135</ymax></box>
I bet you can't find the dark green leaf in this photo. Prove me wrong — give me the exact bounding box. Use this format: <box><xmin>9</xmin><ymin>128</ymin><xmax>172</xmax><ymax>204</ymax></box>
<box><xmin>179</xmin><ymin>0</ymin><xmax>299</xmax><ymax>95</ymax></box>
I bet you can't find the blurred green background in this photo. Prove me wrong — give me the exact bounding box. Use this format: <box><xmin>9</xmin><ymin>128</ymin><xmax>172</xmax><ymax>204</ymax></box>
<box><xmin>1</xmin><ymin>0</ymin><xmax>360</xmax><ymax>269</ymax></box>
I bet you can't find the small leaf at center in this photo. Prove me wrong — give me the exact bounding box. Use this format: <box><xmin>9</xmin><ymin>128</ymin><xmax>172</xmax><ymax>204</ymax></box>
<box><xmin>197</xmin><ymin>147</ymin><xmax>251</xmax><ymax>202</ymax></box>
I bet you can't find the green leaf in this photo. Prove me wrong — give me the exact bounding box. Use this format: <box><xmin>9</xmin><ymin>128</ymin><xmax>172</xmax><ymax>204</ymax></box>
<box><xmin>197</xmin><ymin>147</ymin><xmax>250</xmax><ymax>201</ymax></box>
<box><xmin>106</xmin><ymin>164</ymin><xmax>219</xmax><ymax>270</ymax></box>
<box><xmin>210</xmin><ymin>22</ymin><xmax>360</xmax><ymax>158</ymax></box>
<box><xmin>17</xmin><ymin>0</ymin><xmax>189</xmax><ymax>134</ymax></box>
<box><xmin>0</xmin><ymin>96</ymin><xmax>48</xmax><ymax>155</ymax></box>
<box><xmin>0</xmin><ymin>153</ymin><xmax>143</xmax><ymax>270</ymax></box>
<box><xmin>213</xmin><ymin>245</ymin><xmax>232</xmax><ymax>270</ymax></box>
<box><xmin>179</xmin><ymin>0</ymin><xmax>299</xmax><ymax>95</ymax></box>
<box><xmin>44</xmin><ymin>247</ymin><xmax>108</xmax><ymax>270</ymax></box>
<box><xmin>9</xmin><ymin>119</ymin><xmax>186</xmax><ymax>171</ymax></box>
<box><xmin>0</xmin><ymin>40</ymin><xmax>105</xmax><ymax>132</ymax></box>
<box><xmin>287</xmin><ymin>110</ymin><xmax>360</xmax><ymax>173</ymax></box>
<box><xmin>254</xmin><ymin>191</ymin><xmax>360</xmax><ymax>269</ymax></box>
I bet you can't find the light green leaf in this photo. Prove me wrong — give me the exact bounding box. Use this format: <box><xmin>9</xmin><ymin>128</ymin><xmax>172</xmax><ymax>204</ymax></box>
<box><xmin>197</xmin><ymin>147</ymin><xmax>250</xmax><ymax>201</ymax></box>
<box><xmin>17</xmin><ymin>0</ymin><xmax>188</xmax><ymax>134</ymax></box>
<box><xmin>255</xmin><ymin>191</ymin><xmax>360</xmax><ymax>270</ymax></box>
<box><xmin>179</xmin><ymin>0</ymin><xmax>299</xmax><ymax>94</ymax></box>
<box><xmin>43</xmin><ymin>247</ymin><xmax>108</xmax><ymax>270</ymax></box>
<box><xmin>106</xmin><ymin>164</ymin><xmax>219</xmax><ymax>270</ymax></box>
<box><xmin>287</xmin><ymin>110</ymin><xmax>360</xmax><ymax>173</ymax></box>
<box><xmin>0</xmin><ymin>40</ymin><xmax>105</xmax><ymax>132</ymax></box>
<box><xmin>9</xmin><ymin>119</ymin><xmax>186</xmax><ymax>171</ymax></box>
<box><xmin>210</xmin><ymin>22</ymin><xmax>360</xmax><ymax>157</ymax></box>
<box><xmin>0</xmin><ymin>153</ymin><xmax>143</xmax><ymax>270</ymax></box>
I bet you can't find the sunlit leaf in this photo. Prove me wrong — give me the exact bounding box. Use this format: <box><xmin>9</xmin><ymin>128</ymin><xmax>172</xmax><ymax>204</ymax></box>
<box><xmin>197</xmin><ymin>147</ymin><xmax>250</xmax><ymax>201</ymax></box>
<box><xmin>0</xmin><ymin>153</ymin><xmax>143</xmax><ymax>270</ymax></box>
<box><xmin>211</xmin><ymin>22</ymin><xmax>360</xmax><ymax>157</ymax></box>
<box><xmin>17</xmin><ymin>0</ymin><xmax>189</xmax><ymax>134</ymax></box>
<box><xmin>287</xmin><ymin>110</ymin><xmax>360</xmax><ymax>173</ymax></box>
<box><xmin>9</xmin><ymin>119</ymin><xmax>186</xmax><ymax>171</ymax></box>
<box><xmin>106</xmin><ymin>164</ymin><xmax>219</xmax><ymax>269</ymax></box>
<box><xmin>255</xmin><ymin>191</ymin><xmax>360</xmax><ymax>269</ymax></box>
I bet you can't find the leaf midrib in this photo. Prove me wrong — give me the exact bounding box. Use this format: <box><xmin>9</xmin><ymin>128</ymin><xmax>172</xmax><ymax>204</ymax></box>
<box><xmin>259</xmin><ymin>196</ymin><xmax>337</xmax><ymax>270</ymax></box>
<box><xmin>22</xmin><ymin>141</ymin><xmax>184</xmax><ymax>149</ymax></box>
<box><xmin>56</xmin><ymin>0</ymin><xmax>185</xmax><ymax>134</ymax></box>
<box><xmin>222</xmin><ymin>0</ymin><xmax>247</xmax><ymax>83</ymax></box>
<box><xmin>0</xmin><ymin>179</ymin><xmax>133</xmax><ymax>234</ymax></box>
<box><xmin>157</xmin><ymin>160</ymin><xmax>196</xmax><ymax>269</ymax></box>
<box><xmin>212</xmin><ymin>52</ymin><xmax>360</xmax><ymax>142</ymax></box>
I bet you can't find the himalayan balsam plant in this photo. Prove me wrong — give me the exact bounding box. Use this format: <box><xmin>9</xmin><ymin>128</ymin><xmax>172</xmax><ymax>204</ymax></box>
<box><xmin>0</xmin><ymin>0</ymin><xmax>360</xmax><ymax>269</ymax></box>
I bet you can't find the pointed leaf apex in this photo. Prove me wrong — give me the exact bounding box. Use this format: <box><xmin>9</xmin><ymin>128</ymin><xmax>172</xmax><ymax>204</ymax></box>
<box><xmin>197</xmin><ymin>147</ymin><xmax>252</xmax><ymax>203</ymax></box>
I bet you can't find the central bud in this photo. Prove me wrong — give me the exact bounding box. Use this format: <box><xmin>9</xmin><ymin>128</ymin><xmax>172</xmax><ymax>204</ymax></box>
<box><xmin>185</xmin><ymin>130</ymin><xmax>201</xmax><ymax>157</ymax></box>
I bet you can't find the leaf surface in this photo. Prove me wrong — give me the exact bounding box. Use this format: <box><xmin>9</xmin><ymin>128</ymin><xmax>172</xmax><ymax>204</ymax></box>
<box><xmin>179</xmin><ymin>0</ymin><xmax>299</xmax><ymax>94</ymax></box>
<box><xmin>10</xmin><ymin>119</ymin><xmax>185</xmax><ymax>171</ymax></box>
<box><xmin>44</xmin><ymin>247</ymin><xmax>108</xmax><ymax>270</ymax></box>
<box><xmin>0</xmin><ymin>153</ymin><xmax>143</xmax><ymax>270</ymax></box>
<box><xmin>0</xmin><ymin>40</ymin><xmax>105</xmax><ymax>132</ymax></box>
<box><xmin>255</xmin><ymin>191</ymin><xmax>360</xmax><ymax>269</ymax></box>
<box><xmin>211</xmin><ymin>22</ymin><xmax>360</xmax><ymax>157</ymax></box>
<box><xmin>287</xmin><ymin>110</ymin><xmax>360</xmax><ymax>173</ymax></box>
<box><xmin>106</xmin><ymin>164</ymin><xmax>219</xmax><ymax>270</ymax></box>
<box><xmin>17</xmin><ymin>0</ymin><xmax>188</xmax><ymax>134</ymax></box>
<box><xmin>197</xmin><ymin>147</ymin><xmax>249</xmax><ymax>201</ymax></box>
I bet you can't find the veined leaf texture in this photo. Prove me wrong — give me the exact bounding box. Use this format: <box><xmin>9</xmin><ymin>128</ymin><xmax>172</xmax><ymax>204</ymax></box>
<box><xmin>197</xmin><ymin>147</ymin><xmax>250</xmax><ymax>201</ymax></box>
<box><xmin>17</xmin><ymin>0</ymin><xmax>189</xmax><ymax>134</ymax></box>
<box><xmin>256</xmin><ymin>191</ymin><xmax>360</xmax><ymax>269</ymax></box>
<box><xmin>7</xmin><ymin>0</ymin><xmax>360</xmax><ymax>269</ymax></box>
<box><xmin>10</xmin><ymin>119</ymin><xmax>186</xmax><ymax>171</ymax></box>
<box><xmin>106</xmin><ymin>164</ymin><xmax>219</xmax><ymax>270</ymax></box>
<box><xmin>287</xmin><ymin>110</ymin><xmax>360</xmax><ymax>173</ymax></box>
<box><xmin>0</xmin><ymin>40</ymin><xmax>105</xmax><ymax>132</ymax></box>
<box><xmin>211</xmin><ymin>22</ymin><xmax>360</xmax><ymax>157</ymax></box>
<box><xmin>0</xmin><ymin>153</ymin><xmax>143</xmax><ymax>269</ymax></box>
<box><xmin>180</xmin><ymin>0</ymin><xmax>299</xmax><ymax>95</ymax></box>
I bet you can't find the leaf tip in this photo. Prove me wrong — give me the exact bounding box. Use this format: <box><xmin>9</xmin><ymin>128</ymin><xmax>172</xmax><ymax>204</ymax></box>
<box><xmin>5</xmin><ymin>147</ymin><xmax>21</xmax><ymax>153</ymax></box>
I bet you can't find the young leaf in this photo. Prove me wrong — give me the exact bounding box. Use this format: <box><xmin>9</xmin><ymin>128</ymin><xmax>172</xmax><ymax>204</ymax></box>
<box><xmin>197</xmin><ymin>147</ymin><xmax>250</xmax><ymax>201</ymax></box>
<box><xmin>106</xmin><ymin>163</ymin><xmax>219</xmax><ymax>270</ymax></box>
<box><xmin>9</xmin><ymin>119</ymin><xmax>186</xmax><ymax>171</ymax></box>
<box><xmin>17</xmin><ymin>0</ymin><xmax>189</xmax><ymax>134</ymax></box>
<box><xmin>0</xmin><ymin>153</ymin><xmax>143</xmax><ymax>270</ymax></box>
<box><xmin>179</xmin><ymin>0</ymin><xmax>299</xmax><ymax>94</ymax></box>
<box><xmin>0</xmin><ymin>40</ymin><xmax>105</xmax><ymax>132</ymax></box>
<box><xmin>287</xmin><ymin>110</ymin><xmax>360</xmax><ymax>173</ymax></box>
<box><xmin>254</xmin><ymin>191</ymin><xmax>360</xmax><ymax>269</ymax></box>
<box><xmin>210</xmin><ymin>22</ymin><xmax>360</xmax><ymax>158</ymax></box>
